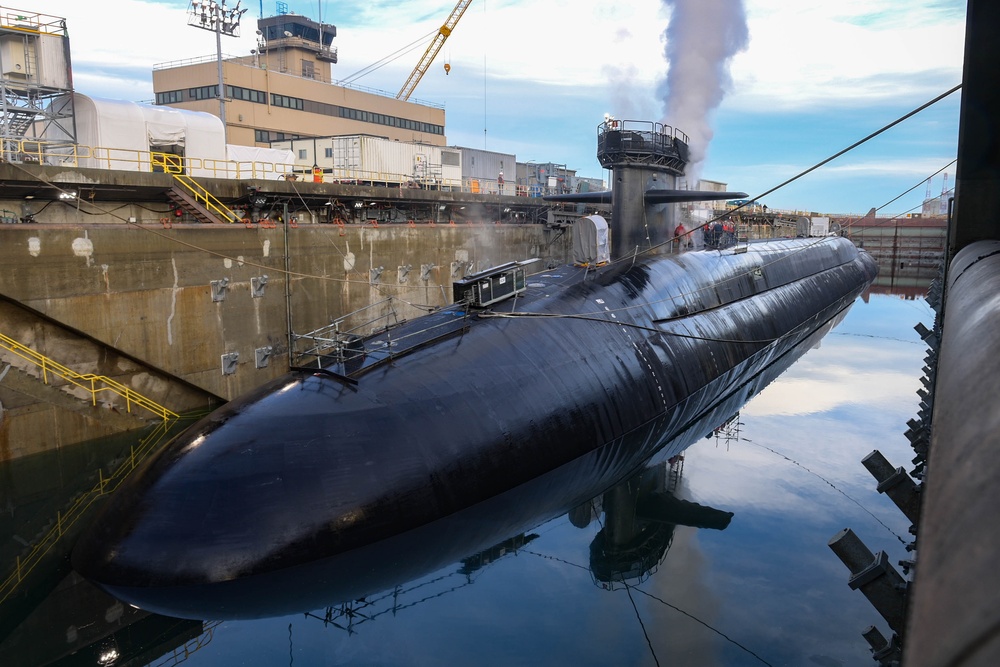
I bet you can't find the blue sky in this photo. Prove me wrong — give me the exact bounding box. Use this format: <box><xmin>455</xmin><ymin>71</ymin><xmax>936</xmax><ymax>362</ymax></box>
<box><xmin>44</xmin><ymin>0</ymin><xmax>966</xmax><ymax>215</ymax></box>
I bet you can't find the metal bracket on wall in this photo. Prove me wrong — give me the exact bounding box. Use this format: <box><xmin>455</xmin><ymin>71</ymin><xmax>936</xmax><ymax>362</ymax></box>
<box><xmin>420</xmin><ymin>263</ymin><xmax>437</xmax><ymax>281</ymax></box>
<box><xmin>211</xmin><ymin>277</ymin><xmax>231</xmax><ymax>302</ymax></box>
<box><xmin>221</xmin><ymin>351</ymin><xmax>239</xmax><ymax>375</ymax></box>
<box><xmin>255</xmin><ymin>346</ymin><xmax>273</xmax><ymax>369</ymax></box>
<box><xmin>369</xmin><ymin>266</ymin><xmax>383</xmax><ymax>285</ymax></box>
<box><xmin>251</xmin><ymin>275</ymin><xmax>269</xmax><ymax>298</ymax></box>
<box><xmin>397</xmin><ymin>264</ymin><xmax>412</xmax><ymax>284</ymax></box>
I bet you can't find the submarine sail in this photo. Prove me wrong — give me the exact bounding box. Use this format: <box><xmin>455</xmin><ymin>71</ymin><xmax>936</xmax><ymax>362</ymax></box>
<box><xmin>71</xmin><ymin>119</ymin><xmax>878</xmax><ymax>619</ymax></box>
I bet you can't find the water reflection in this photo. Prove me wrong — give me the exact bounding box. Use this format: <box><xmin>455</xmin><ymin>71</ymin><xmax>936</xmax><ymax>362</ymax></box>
<box><xmin>573</xmin><ymin>456</ymin><xmax>733</xmax><ymax>588</ymax></box>
<box><xmin>0</xmin><ymin>287</ymin><xmax>936</xmax><ymax>665</ymax></box>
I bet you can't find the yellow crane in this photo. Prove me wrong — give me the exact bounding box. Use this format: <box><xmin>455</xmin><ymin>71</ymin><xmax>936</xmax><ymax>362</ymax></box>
<box><xmin>396</xmin><ymin>0</ymin><xmax>473</xmax><ymax>101</ymax></box>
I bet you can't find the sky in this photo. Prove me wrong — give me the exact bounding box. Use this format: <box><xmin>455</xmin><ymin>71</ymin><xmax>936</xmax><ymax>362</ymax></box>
<box><xmin>41</xmin><ymin>0</ymin><xmax>967</xmax><ymax>216</ymax></box>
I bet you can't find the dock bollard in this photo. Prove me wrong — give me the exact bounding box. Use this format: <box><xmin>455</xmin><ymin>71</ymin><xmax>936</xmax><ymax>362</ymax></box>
<box><xmin>828</xmin><ymin>528</ymin><xmax>908</xmax><ymax>635</ymax></box>
<box><xmin>861</xmin><ymin>450</ymin><xmax>921</xmax><ymax>525</ymax></box>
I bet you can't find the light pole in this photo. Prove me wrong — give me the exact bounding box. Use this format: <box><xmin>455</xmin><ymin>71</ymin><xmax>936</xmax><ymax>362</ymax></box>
<box><xmin>187</xmin><ymin>0</ymin><xmax>248</xmax><ymax>142</ymax></box>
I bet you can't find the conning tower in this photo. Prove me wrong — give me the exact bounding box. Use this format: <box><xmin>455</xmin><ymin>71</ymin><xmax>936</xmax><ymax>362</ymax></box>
<box><xmin>545</xmin><ymin>120</ymin><xmax>743</xmax><ymax>262</ymax></box>
<box><xmin>597</xmin><ymin>120</ymin><xmax>690</xmax><ymax>259</ymax></box>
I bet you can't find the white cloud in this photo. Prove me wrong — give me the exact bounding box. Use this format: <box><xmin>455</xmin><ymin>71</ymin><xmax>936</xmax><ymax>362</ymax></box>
<box><xmin>42</xmin><ymin>0</ymin><xmax>964</xmax><ymax>110</ymax></box>
<box><xmin>728</xmin><ymin>1</ymin><xmax>965</xmax><ymax>111</ymax></box>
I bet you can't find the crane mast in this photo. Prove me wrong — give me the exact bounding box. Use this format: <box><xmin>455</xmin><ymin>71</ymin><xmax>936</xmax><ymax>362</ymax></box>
<box><xmin>396</xmin><ymin>0</ymin><xmax>473</xmax><ymax>101</ymax></box>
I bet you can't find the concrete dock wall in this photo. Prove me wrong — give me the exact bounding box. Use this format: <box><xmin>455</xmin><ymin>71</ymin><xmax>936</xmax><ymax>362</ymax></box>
<box><xmin>0</xmin><ymin>222</ymin><xmax>573</xmax><ymax>459</ymax></box>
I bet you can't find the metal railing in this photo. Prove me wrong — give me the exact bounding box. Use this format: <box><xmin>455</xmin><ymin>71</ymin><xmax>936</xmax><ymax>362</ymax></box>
<box><xmin>0</xmin><ymin>417</ymin><xmax>188</xmax><ymax>604</ymax></box>
<box><xmin>168</xmin><ymin>170</ymin><xmax>242</xmax><ymax>224</ymax></box>
<box><xmin>0</xmin><ymin>332</ymin><xmax>179</xmax><ymax>421</ymax></box>
<box><xmin>0</xmin><ymin>6</ymin><xmax>68</xmax><ymax>36</ymax></box>
<box><xmin>9</xmin><ymin>137</ymin><xmax>586</xmax><ymax>199</ymax></box>
<box><xmin>147</xmin><ymin>620</ymin><xmax>224</xmax><ymax>667</ymax></box>
<box><xmin>11</xmin><ymin>138</ymin><xmax>297</xmax><ymax>182</ymax></box>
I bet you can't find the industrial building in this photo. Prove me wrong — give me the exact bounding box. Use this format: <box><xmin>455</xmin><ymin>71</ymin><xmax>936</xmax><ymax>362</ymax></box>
<box><xmin>151</xmin><ymin>9</ymin><xmax>447</xmax><ymax>148</ymax></box>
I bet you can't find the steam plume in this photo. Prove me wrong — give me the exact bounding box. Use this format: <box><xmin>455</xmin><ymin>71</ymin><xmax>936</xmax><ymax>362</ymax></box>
<box><xmin>660</xmin><ymin>0</ymin><xmax>749</xmax><ymax>184</ymax></box>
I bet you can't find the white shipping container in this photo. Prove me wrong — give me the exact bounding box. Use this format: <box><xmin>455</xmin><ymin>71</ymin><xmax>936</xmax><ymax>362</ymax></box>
<box><xmin>455</xmin><ymin>147</ymin><xmax>515</xmax><ymax>182</ymax></box>
<box><xmin>274</xmin><ymin>135</ymin><xmax>461</xmax><ymax>188</ymax></box>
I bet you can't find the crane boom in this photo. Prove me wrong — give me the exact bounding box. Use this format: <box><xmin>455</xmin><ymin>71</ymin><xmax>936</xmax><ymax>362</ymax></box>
<box><xmin>396</xmin><ymin>0</ymin><xmax>473</xmax><ymax>101</ymax></box>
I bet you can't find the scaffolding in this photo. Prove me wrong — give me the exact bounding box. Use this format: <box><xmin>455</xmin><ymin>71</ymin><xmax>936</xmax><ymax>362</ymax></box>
<box><xmin>0</xmin><ymin>6</ymin><xmax>76</xmax><ymax>162</ymax></box>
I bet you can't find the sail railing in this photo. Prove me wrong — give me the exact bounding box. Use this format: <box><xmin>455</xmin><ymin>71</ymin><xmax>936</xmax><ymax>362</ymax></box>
<box><xmin>0</xmin><ymin>332</ymin><xmax>179</xmax><ymax>421</ymax></box>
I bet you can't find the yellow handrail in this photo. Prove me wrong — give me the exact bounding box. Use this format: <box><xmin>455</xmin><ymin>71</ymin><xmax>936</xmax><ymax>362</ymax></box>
<box><xmin>0</xmin><ymin>417</ymin><xmax>195</xmax><ymax>604</ymax></box>
<box><xmin>168</xmin><ymin>170</ymin><xmax>242</xmax><ymax>224</ymax></box>
<box><xmin>0</xmin><ymin>332</ymin><xmax>179</xmax><ymax>420</ymax></box>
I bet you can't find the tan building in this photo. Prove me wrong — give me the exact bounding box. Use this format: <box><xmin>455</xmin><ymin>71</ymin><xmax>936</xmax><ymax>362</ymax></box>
<box><xmin>152</xmin><ymin>12</ymin><xmax>446</xmax><ymax>149</ymax></box>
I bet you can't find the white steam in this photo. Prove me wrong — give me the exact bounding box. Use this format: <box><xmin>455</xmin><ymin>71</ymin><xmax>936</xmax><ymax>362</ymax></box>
<box><xmin>660</xmin><ymin>0</ymin><xmax>750</xmax><ymax>183</ymax></box>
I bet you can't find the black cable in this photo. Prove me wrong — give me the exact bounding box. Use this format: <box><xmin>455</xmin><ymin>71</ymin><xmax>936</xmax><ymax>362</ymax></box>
<box><xmin>746</xmin><ymin>84</ymin><xmax>962</xmax><ymax>205</ymax></box>
<box><xmin>876</xmin><ymin>160</ymin><xmax>956</xmax><ymax>215</ymax></box>
<box><xmin>626</xmin><ymin>583</ymin><xmax>661</xmax><ymax>667</ymax></box>
<box><xmin>629</xmin><ymin>84</ymin><xmax>963</xmax><ymax>259</ymax></box>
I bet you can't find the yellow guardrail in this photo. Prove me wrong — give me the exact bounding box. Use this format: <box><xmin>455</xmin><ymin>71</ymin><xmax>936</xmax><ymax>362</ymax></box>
<box><xmin>12</xmin><ymin>139</ymin><xmax>296</xmax><ymax>182</ymax></box>
<box><xmin>167</xmin><ymin>169</ymin><xmax>242</xmax><ymax>224</ymax></box>
<box><xmin>0</xmin><ymin>332</ymin><xmax>179</xmax><ymax>421</ymax></box>
<box><xmin>0</xmin><ymin>416</ymin><xmax>192</xmax><ymax>605</ymax></box>
<box><xmin>9</xmin><ymin>137</ymin><xmax>536</xmax><ymax>194</ymax></box>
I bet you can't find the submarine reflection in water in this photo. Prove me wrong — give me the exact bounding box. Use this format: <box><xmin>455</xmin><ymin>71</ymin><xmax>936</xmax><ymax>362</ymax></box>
<box><xmin>71</xmin><ymin>270</ymin><xmax>863</xmax><ymax>620</ymax></box>
<box><xmin>575</xmin><ymin>455</ymin><xmax>733</xmax><ymax>587</ymax></box>
<box><xmin>307</xmin><ymin>455</ymin><xmax>731</xmax><ymax>634</ymax></box>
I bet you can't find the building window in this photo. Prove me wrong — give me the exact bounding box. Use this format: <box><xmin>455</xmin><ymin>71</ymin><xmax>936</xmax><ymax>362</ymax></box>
<box><xmin>226</xmin><ymin>85</ymin><xmax>267</xmax><ymax>104</ymax></box>
<box><xmin>189</xmin><ymin>85</ymin><xmax>218</xmax><ymax>100</ymax></box>
<box><xmin>271</xmin><ymin>93</ymin><xmax>304</xmax><ymax>110</ymax></box>
<box><xmin>302</xmin><ymin>60</ymin><xmax>315</xmax><ymax>79</ymax></box>
<box><xmin>156</xmin><ymin>90</ymin><xmax>183</xmax><ymax>104</ymax></box>
<box><xmin>298</xmin><ymin>149</ymin><xmax>307</xmax><ymax>159</ymax></box>
<box><xmin>324</xmin><ymin>147</ymin><xmax>333</xmax><ymax>158</ymax></box>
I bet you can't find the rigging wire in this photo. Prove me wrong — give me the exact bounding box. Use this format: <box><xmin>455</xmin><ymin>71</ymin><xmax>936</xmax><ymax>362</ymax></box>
<box><xmin>625</xmin><ymin>84</ymin><xmax>963</xmax><ymax>260</ymax></box>
<box><xmin>337</xmin><ymin>29</ymin><xmax>437</xmax><ymax>86</ymax></box>
<box><xmin>875</xmin><ymin>160</ymin><xmax>956</xmax><ymax>218</ymax></box>
<box><xmin>739</xmin><ymin>437</ymin><xmax>909</xmax><ymax>545</ymax></box>
<box><xmin>743</xmin><ymin>84</ymin><xmax>962</xmax><ymax>213</ymax></box>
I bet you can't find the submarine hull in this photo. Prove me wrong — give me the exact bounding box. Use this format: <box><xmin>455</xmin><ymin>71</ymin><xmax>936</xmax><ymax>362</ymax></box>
<box><xmin>72</xmin><ymin>237</ymin><xmax>877</xmax><ymax>618</ymax></box>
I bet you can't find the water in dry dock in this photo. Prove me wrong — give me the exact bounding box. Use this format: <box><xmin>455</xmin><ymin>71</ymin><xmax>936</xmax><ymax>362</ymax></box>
<box><xmin>0</xmin><ymin>279</ymin><xmax>933</xmax><ymax>666</ymax></box>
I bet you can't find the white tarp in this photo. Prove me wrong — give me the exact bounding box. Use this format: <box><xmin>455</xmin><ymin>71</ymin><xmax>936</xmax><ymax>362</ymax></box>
<box><xmin>573</xmin><ymin>215</ymin><xmax>610</xmax><ymax>266</ymax></box>
<box><xmin>226</xmin><ymin>145</ymin><xmax>297</xmax><ymax>180</ymax></box>
<box><xmin>44</xmin><ymin>92</ymin><xmax>226</xmax><ymax>174</ymax></box>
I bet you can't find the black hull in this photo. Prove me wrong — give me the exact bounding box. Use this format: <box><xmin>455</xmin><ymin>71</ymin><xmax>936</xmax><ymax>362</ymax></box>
<box><xmin>72</xmin><ymin>237</ymin><xmax>877</xmax><ymax>619</ymax></box>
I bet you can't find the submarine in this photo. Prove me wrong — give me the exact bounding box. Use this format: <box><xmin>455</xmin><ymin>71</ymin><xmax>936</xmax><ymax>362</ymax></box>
<box><xmin>71</xmin><ymin>119</ymin><xmax>878</xmax><ymax>619</ymax></box>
